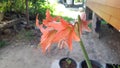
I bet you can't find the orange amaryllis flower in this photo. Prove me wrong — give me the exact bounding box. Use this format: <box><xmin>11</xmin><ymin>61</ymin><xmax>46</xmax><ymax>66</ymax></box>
<box><xmin>78</xmin><ymin>13</ymin><xmax>91</xmax><ymax>37</ymax></box>
<box><xmin>53</xmin><ymin>18</ymin><xmax>80</xmax><ymax>50</ymax></box>
<box><xmin>36</xmin><ymin>13</ymin><xmax>65</xmax><ymax>53</ymax></box>
<box><xmin>80</xmin><ymin>13</ymin><xmax>91</xmax><ymax>32</ymax></box>
<box><xmin>36</xmin><ymin>10</ymin><xmax>80</xmax><ymax>53</ymax></box>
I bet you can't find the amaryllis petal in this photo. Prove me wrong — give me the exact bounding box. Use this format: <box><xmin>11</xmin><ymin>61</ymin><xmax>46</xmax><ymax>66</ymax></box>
<box><xmin>72</xmin><ymin>30</ymin><xmax>80</xmax><ymax>41</ymax></box>
<box><xmin>53</xmin><ymin>28</ymin><xmax>70</xmax><ymax>42</ymax></box>
<box><xmin>47</xmin><ymin>21</ymin><xmax>65</xmax><ymax>31</ymax></box>
<box><xmin>43</xmin><ymin>10</ymin><xmax>60</xmax><ymax>26</ymax></box>
<box><xmin>36</xmin><ymin>14</ymin><xmax>40</xmax><ymax>28</ymax></box>
<box><xmin>67</xmin><ymin>32</ymin><xmax>73</xmax><ymax>50</ymax></box>
<box><xmin>58</xmin><ymin>40</ymin><xmax>67</xmax><ymax>49</ymax></box>
<box><xmin>82</xmin><ymin>21</ymin><xmax>91</xmax><ymax>32</ymax></box>
<box><xmin>46</xmin><ymin>9</ymin><xmax>51</xmax><ymax>19</ymax></box>
<box><xmin>80</xmin><ymin>12</ymin><xmax>86</xmax><ymax>21</ymax></box>
<box><xmin>60</xmin><ymin>18</ymin><xmax>70</xmax><ymax>27</ymax></box>
<box><xmin>53</xmin><ymin>19</ymin><xmax>79</xmax><ymax>51</ymax></box>
<box><xmin>80</xmin><ymin>13</ymin><xmax>91</xmax><ymax>32</ymax></box>
<box><xmin>35</xmin><ymin>14</ymin><xmax>45</xmax><ymax>33</ymax></box>
<box><xmin>40</xmin><ymin>29</ymin><xmax>57</xmax><ymax>53</ymax></box>
<box><xmin>77</xmin><ymin>13</ymin><xmax>91</xmax><ymax>37</ymax></box>
<box><xmin>40</xmin><ymin>27</ymin><xmax>56</xmax><ymax>43</ymax></box>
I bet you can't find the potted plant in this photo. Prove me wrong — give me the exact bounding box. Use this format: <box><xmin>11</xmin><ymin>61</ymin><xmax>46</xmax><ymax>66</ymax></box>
<box><xmin>79</xmin><ymin>60</ymin><xmax>103</xmax><ymax>68</ymax></box>
<box><xmin>59</xmin><ymin>51</ymin><xmax>77</xmax><ymax>68</ymax></box>
<box><xmin>35</xmin><ymin>10</ymin><xmax>103</xmax><ymax>68</ymax></box>
<box><xmin>76</xmin><ymin>13</ymin><xmax>103</xmax><ymax>68</ymax></box>
<box><xmin>106</xmin><ymin>63</ymin><xmax>120</xmax><ymax>68</ymax></box>
<box><xmin>59</xmin><ymin>57</ymin><xmax>77</xmax><ymax>68</ymax></box>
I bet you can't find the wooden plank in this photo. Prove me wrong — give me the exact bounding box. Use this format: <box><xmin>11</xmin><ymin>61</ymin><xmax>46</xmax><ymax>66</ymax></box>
<box><xmin>87</xmin><ymin>1</ymin><xmax>120</xmax><ymax>20</ymax></box>
<box><xmin>86</xmin><ymin>1</ymin><xmax>111</xmax><ymax>22</ymax></box>
<box><xmin>110</xmin><ymin>17</ymin><xmax>120</xmax><ymax>30</ymax></box>
<box><xmin>88</xmin><ymin>0</ymin><xmax>120</xmax><ymax>8</ymax></box>
<box><xmin>86</xmin><ymin>1</ymin><xmax>120</xmax><ymax>30</ymax></box>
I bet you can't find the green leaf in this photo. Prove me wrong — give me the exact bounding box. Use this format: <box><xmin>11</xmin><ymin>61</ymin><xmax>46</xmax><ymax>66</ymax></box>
<box><xmin>66</xmin><ymin>58</ymin><xmax>72</xmax><ymax>65</ymax></box>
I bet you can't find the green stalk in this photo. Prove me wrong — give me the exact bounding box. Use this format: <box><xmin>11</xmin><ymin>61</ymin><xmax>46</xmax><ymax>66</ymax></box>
<box><xmin>77</xmin><ymin>15</ymin><xmax>92</xmax><ymax>68</ymax></box>
<box><xmin>79</xmin><ymin>40</ymin><xmax>92</xmax><ymax>68</ymax></box>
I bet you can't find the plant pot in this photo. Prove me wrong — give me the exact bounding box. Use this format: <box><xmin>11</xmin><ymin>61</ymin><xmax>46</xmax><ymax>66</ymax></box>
<box><xmin>79</xmin><ymin>60</ymin><xmax>103</xmax><ymax>68</ymax></box>
<box><xmin>106</xmin><ymin>63</ymin><xmax>120</xmax><ymax>68</ymax></box>
<box><xmin>59</xmin><ymin>57</ymin><xmax>77</xmax><ymax>68</ymax></box>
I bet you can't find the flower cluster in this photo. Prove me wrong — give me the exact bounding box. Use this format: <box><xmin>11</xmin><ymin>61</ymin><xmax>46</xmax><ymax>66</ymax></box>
<box><xmin>36</xmin><ymin>10</ymin><xmax>91</xmax><ymax>53</ymax></box>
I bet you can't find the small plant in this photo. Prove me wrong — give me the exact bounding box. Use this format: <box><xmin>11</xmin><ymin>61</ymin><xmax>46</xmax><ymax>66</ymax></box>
<box><xmin>65</xmin><ymin>58</ymin><xmax>72</xmax><ymax>68</ymax></box>
<box><xmin>66</xmin><ymin>52</ymin><xmax>72</xmax><ymax>65</ymax></box>
<box><xmin>66</xmin><ymin>58</ymin><xmax>72</xmax><ymax>65</ymax></box>
<box><xmin>0</xmin><ymin>1</ymin><xmax>7</xmax><ymax>13</ymax></box>
<box><xmin>59</xmin><ymin>57</ymin><xmax>76</xmax><ymax>68</ymax></box>
<box><xmin>106</xmin><ymin>64</ymin><xmax>120</xmax><ymax>68</ymax></box>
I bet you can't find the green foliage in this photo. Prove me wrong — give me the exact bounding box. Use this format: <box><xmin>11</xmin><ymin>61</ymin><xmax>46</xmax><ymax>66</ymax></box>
<box><xmin>0</xmin><ymin>0</ymin><xmax>55</xmax><ymax>20</ymax></box>
<box><xmin>0</xmin><ymin>0</ymin><xmax>26</xmax><ymax>13</ymax></box>
<box><xmin>0</xmin><ymin>0</ymin><xmax>7</xmax><ymax>12</ymax></box>
<box><xmin>29</xmin><ymin>0</ymin><xmax>55</xmax><ymax>20</ymax></box>
<box><xmin>11</xmin><ymin>0</ymin><xmax>26</xmax><ymax>13</ymax></box>
<box><xmin>0</xmin><ymin>40</ymin><xmax>7</xmax><ymax>48</ymax></box>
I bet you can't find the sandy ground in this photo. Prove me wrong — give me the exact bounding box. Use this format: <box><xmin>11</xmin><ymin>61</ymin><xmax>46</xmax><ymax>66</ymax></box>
<box><xmin>0</xmin><ymin>3</ymin><xmax>120</xmax><ymax>68</ymax></box>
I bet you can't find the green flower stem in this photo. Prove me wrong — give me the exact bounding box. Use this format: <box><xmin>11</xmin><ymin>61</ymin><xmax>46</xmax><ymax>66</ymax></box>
<box><xmin>77</xmin><ymin>15</ymin><xmax>92</xmax><ymax>68</ymax></box>
<box><xmin>79</xmin><ymin>40</ymin><xmax>92</xmax><ymax>68</ymax></box>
